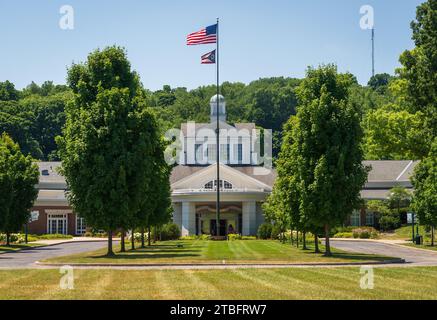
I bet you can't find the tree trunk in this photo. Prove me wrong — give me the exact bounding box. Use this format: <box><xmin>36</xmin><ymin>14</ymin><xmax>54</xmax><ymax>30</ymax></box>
<box><xmin>120</xmin><ymin>229</ymin><xmax>126</xmax><ymax>252</ymax></box>
<box><xmin>153</xmin><ymin>226</ymin><xmax>157</xmax><ymax>243</ymax></box>
<box><xmin>141</xmin><ymin>227</ymin><xmax>145</xmax><ymax>248</ymax></box>
<box><xmin>296</xmin><ymin>231</ymin><xmax>299</xmax><ymax>248</ymax></box>
<box><xmin>302</xmin><ymin>232</ymin><xmax>307</xmax><ymax>250</ymax></box>
<box><xmin>107</xmin><ymin>230</ymin><xmax>114</xmax><ymax>256</ymax></box>
<box><xmin>148</xmin><ymin>225</ymin><xmax>151</xmax><ymax>246</ymax></box>
<box><xmin>131</xmin><ymin>229</ymin><xmax>135</xmax><ymax>251</ymax></box>
<box><xmin>324</xmin><ymin>224</ymin><xmax>332</xmax><ymax>257</ymax></box>
<box><xmin>432</xmin><ymin>226</ymin><xmax>435</xmax><ymax>247</ymax></box>
<box><xmin>314</xmin><ymin>234</ymin><xmax>320</xmax><ymax>253</ymax></box>
<box><xmin>6</xmin><ymin>232</ymin><xmax>10</xmax><ymax>246</ymax></box>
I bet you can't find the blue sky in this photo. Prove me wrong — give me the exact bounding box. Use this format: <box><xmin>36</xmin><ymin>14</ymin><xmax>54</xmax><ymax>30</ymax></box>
<box><xmin>0</xmin><ymin>0</ymin><xmax>422</xmax><ymax>91</ymax></box>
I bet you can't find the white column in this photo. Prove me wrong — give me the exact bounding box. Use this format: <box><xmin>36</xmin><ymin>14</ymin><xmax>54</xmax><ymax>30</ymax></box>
<box><xmin>172</xmin><ymin>203</ymin><xmax>182</xmax><ymax>231</ymax></box>
<box><xmin>181</xmin><ymin>202</ymin><xmax>196</xmax><ymax>236</ymax></box>
<box><xmin>242</xmin><ymin>201</ymin><xmax>257</xmax><ymax>236</ymax></box>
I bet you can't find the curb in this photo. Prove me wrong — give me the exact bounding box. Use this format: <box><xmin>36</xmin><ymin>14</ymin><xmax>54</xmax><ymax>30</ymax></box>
<box><xmin>35</xmin><ymin>258</ymin><xmax>406</xmax><ymax>268</ymax></box>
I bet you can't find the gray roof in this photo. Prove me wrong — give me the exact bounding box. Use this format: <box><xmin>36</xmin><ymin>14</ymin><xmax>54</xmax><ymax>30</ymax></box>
<box><xmin>170</xmin><ymin>165</ymin><xmax>277</xmax><ymax>187</ymax></box>
<box><xmin>35</xmin><ymin>160</ymin><xmax>418</xmax><ymax>201</ymax></box>
<box><xmin>181</xmin><ymin>122</ymin><xmax>256</xmax><ymax>135</ymax></box>
<box><xmin>363</xmin><ymin>160</ymin><xmax>418</xmax><ymax>182</ymax></box>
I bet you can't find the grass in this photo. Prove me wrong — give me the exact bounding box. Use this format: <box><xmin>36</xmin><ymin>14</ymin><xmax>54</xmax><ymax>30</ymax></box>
<box><xmin>379</xmin><ymin>225</ymin><xmax>429</xmax><ymax>240</ymax></box>
<box><xmin>42</xmin><ymin>240</ymin><xmax>396</xmax><ymax>265</ymax></box>
<box><xmin>402</xmin><ymin>243</ymin><xmax>437</xmax><ymax>252</ymax></box>
<box><xmin>1</xmin><ymin>267</ymin><xmax>437</xmax><ymax>299</ymax></box>
<box><xmin>0</xmin><ymin>243</ymin><xmax>44</xmax><ymax>253</ymax></box>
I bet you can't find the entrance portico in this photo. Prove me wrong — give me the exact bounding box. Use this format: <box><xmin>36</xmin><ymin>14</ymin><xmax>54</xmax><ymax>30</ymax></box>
<box><xmin>171</xmin><ymin>163</ymin><xmax>272</xmax><ymax>236</ymax></box>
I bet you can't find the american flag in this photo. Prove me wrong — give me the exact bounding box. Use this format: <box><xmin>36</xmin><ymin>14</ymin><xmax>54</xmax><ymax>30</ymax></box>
<box><xmin>187</xmin><ymin>24</ymin><xmax>217</xmax><ymax>45</ymax></box>
<box><xmin>201</xmin><ymin>50</ymin><xmax>216</xmax><ymax>64</ymax></box>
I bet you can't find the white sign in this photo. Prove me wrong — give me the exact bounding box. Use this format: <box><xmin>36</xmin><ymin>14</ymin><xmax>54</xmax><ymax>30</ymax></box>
<box><xmin>407</xmin><ymin>212</ymin><xmax>416</xmax><ymax>224</ymax></box>
<box><xmin>29</xmin><ymin>211</ymin><xmax>39</xmax><ymax>222</ymax></box>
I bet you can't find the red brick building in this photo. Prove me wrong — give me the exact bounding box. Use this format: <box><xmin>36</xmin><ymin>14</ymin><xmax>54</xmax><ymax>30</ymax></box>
<box><xmin>28</xmin><ymin>160</ymin><xmax>418</xmax><ymax>236</ymax></box>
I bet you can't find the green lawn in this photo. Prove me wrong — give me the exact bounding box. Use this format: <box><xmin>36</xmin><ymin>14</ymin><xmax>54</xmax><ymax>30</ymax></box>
<box><xmin>0</xmin><ymin>243</ymin><xmax>43</xmax><ymax>253</ymax></box>
<box><xmin>380</xmin><ymin>225</ymin><xmax>431</xmax><ymax>241</ymax></box>
<box><xmin>403</xmin><ymin>243</ymin><xmax>437</xmax><ymax>252</ymax></box>
<box><xmin>1</xmin><ymin>267</ymin><xmax>437</xmax><ymax>299</ymax></box>
<box><xmin>42</xmin><ymin>240</ymin><xmax>396</xmax><ymax>265</ymax></box>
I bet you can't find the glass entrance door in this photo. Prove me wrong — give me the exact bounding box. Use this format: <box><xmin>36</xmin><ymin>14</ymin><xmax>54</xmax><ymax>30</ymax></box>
<box><xmin>210</xmin><ymin>219</ymin><xmax>227</xmax><ymax>236</ymax></box>
<box><xmin>48</xmin><ymin>214</ymin><xmax>67</xmax><ymax>234</ymax></box>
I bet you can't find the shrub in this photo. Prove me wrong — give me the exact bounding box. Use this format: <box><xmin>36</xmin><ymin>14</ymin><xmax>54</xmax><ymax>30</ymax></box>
<box><xmin>333</xmin><ymin>232</ymin><xmax>353</xmax><ymax>238</ymax></box>
<box><xmin>179</xmin><ymin>234</ymin><xmax>211</xmax><ymax>240</ymax></box>
<box><xmin>130</xmin><ymin>232</ymin><xmax>146</xmax><ymax>242</ymax></box>
<box><xmin>160</xmin><ymin>223</ymin><xmax>181</xmax><ymax>241</ymax></box>
<box><xmin>379</xmin><ymin>215</ymin><xmax>401</xmax><ymax>231</ymax></box>
<box><xmin>227</xmin><ymin>233</ymin><xmax>241</xmax><ymax>241</ymax></box>
<box><xmin>241</xmin><ymin>236</ymin><xmax>257</xmax><ymax>240</ymax></box>
<box><xmin>257</xmin><ymin>223</ymin><xmax>273</xmax><ymax>239</ymax></box>
<box><xmin>179</xmin><ymin>235</ymin><xmax>197</xmax><ymax>240</ymax></box>
<box><xmin>35</xmin><ymin>234</ymin><xmax>73</xmax><ymax>240</ymax></box>
<box><xmin>199</xmin><ymin>234</ymin><xmax>211</xmax><ymax>241</ymax></box>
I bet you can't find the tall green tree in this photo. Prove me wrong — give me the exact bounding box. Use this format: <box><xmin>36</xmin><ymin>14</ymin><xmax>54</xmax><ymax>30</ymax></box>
<box><xmin>412</xmin><ymin>140</ymin><xmax>437</xmax><ymax>245</ymax></box>
<box><xmin>0</xmin><ymin>134</ymin><xmax>39</xmax><ymax>245</ymax></box>
<box><xmin>58</xmin><ymin>46</ymin><xmax>159</xmax><ymax>255</ymax></box>
<box><xmin>294</xmin><ymin>65</ymin><xmax>369</xmax><ymax>256</ymax></box>
<box><xmin>0</xmin><ymin>81</ymin><xmax>19</xmax><ymax>101</ymax></box>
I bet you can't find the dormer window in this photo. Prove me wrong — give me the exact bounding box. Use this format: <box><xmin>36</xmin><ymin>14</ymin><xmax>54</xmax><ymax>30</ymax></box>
<box><xmin>204</xmin><ymin>180</ymin><xmax>233</xmax><ymax>190</ymax></box>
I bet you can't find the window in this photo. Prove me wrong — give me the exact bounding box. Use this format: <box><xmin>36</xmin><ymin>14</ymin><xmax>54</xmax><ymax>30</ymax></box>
<box><xmin>220</xmin><ymin>144</ymin><xmax>229</xmax><ymax>162</ymax></box>
<box><xmin>76</xmin><ymin>216</ymin><xmax>86</xmax><ymax>235</ymax></box>
<box><xmin>350</xmin><ymin>210</ymin><xmax>361</xmax><ymax>227</ymax></box>
<box><xmin>233</xmin><ymin>143</ymin><xmax>243</xmax><ymax>163</ymax></box>
<box><xmin>365</xmin><ymin>211</ymin><xmax>374</xmax><ymax>226</ymax></box>
<box><xmin>224</xmin><ymin>181</ymin><xmax>233</xmax><ymax>189</ymax></box>
<box><xmin>47</xmin><ymin>214</ymin><xmax>67</xmax><ymax>235</ymax></box>
<box><xmin>204</xmin><ymin>180</ymin><xmax>233</xmax><ymax>190</ymax></box>
<box><xmin>195</xmin><ymin>144</ymin><xmax>203</xmax><ymax>163</ymax></box>
<box><xmin>207</xmin><ymin>144</ymin><xmax>216</xmax><ymax>163</ymax></box>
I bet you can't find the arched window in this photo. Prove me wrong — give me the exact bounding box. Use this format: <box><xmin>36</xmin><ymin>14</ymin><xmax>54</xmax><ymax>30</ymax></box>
<box><xmin>204</xmin><ymin>180</ymin><xmax>233</xmax><ymax>190</ymax></box>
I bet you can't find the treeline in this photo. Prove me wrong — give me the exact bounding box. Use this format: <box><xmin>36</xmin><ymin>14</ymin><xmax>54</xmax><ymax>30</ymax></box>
<box><xmin>0</xmin><ymin>74</ymin><xmax>402</xmax><ymax>161</ymax></box>
<box><xmin>0</xmin><ymin>81</ymin><xmax>70</xmax><ymax>160</ymax></box>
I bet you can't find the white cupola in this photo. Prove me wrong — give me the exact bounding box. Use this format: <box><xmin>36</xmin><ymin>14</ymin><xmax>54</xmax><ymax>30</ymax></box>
<box><xmin>210</xmin><ymin>94</ymin><xmax>226</xmax><ymax>123</ymax></box>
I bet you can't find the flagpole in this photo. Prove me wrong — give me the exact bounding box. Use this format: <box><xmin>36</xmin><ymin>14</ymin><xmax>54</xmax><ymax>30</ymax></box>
<box><xmin>215</xmin><ymin>17</ymin><xmax>221</xmax><ymax>237</ymax></box>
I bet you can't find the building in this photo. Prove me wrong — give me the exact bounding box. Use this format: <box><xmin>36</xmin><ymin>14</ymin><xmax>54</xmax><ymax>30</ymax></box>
<box><xmin>28</xmin><ymin>95</ymin><xmax>418</xmax><ymax>235</ymax></box>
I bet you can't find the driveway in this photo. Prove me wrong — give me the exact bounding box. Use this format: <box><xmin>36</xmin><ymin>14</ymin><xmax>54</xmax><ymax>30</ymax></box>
<box><xmin>329</xmin><ymin>239</ymin><xmax>437</xmax><ymax>266</ymax></box>
<box><xmin>0</xmin><ymin>241</ymin><xmax>110</xmax><ymax>269</ymax></box>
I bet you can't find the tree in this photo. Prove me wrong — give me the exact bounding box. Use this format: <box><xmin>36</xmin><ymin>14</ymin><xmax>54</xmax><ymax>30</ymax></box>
<box><xmin>367</xmin><ymin>73</ymin><xmax>393</xmax><ymax>92</ymax></box>
<box><xmin>388</xmin><ymin>185</ymin><xmax>412</xmax><ymax>217</ymax></box>
<box><xmin>412</xmin><ymin>140</ymin><xmax>437</xmax><ymax>245</ymax></box>
<box><xmin>0</xmin><ymin>134</ymin><xmax>39</xmax><ymax>245</ymax></box>
<box><xmin>0</xmin><ymin>81</ymin><xmax>19</xmax><ymax>101</ymax></box>
<box><xmin>57</xmin><ymin>46</ymin><xmax>159</xmax><ymax>256</ymax></box>
<box><xmin>364</xmin><ymin>107</ymin><xmax>427</xmax><ymax>160</ymax></box>
<box><xmin>396</xmin><ymin>0</ymin><xmax>436</xmax><ymax>152</ymax></box>
<box><xmin>293</xmin><ymin>65</ymin><xmax>369</xmax><ymax>256</ymax></box>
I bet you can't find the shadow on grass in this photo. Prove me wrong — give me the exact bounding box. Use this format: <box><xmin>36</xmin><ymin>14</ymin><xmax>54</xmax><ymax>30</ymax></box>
<box><xmin>88</xmin><ymin>244</ymin><xmax>203</xmax><ymax>260</ymax></box>
<box><xmin>0</xmin><ymin>244</ymin><xmax>36</xmax><ymax>253</ymax></box>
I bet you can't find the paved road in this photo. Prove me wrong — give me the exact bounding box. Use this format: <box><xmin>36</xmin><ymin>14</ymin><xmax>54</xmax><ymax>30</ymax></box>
<box><xmin>0</xmin><ymin>241</ymin><xmax>109</xmax><ymax>269</ymax></box>
<box><xmin>330</xmin><ymin>240</ymin><xmax>437</xmax><ymax>266</ymax></box>
<box><xmin>1</xmin><ymin>239</ymin><xmax>437</xmax><ymax>269</ymax></box>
